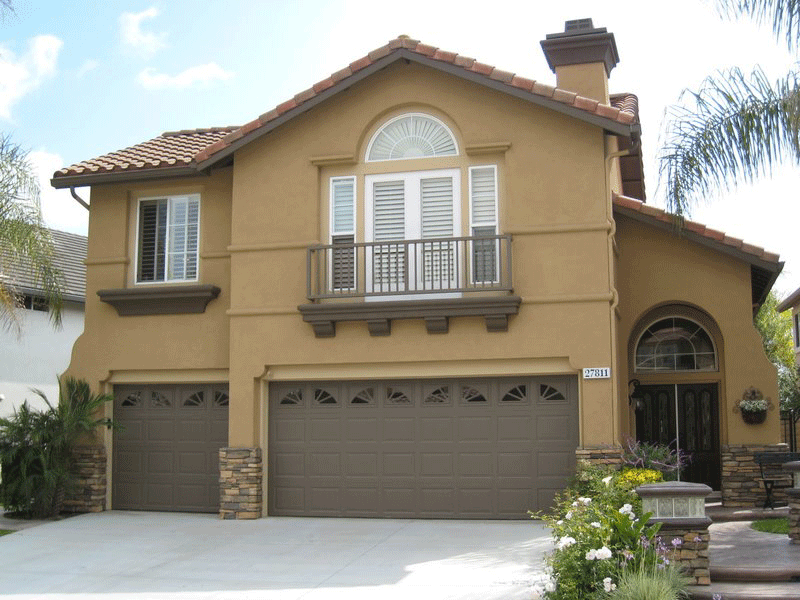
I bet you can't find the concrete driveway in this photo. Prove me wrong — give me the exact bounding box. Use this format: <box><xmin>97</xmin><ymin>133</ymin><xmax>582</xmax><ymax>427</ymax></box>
<box><xmin>0</xmin><ymin>511</ymin><xmax>553</xmax><ymax>599</ymax></box>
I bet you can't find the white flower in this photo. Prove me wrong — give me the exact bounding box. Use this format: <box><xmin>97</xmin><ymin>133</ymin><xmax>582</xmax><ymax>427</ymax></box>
<box><xmin>556</xmin><ymin>536</ymin><xmax>576</xmax><ymax>550</ymax></box>
<box><xmin>619</xmin><ymin>503</ymin><xmax>633</xmax><ymax>515</ymax></box>
<box><xmin>578</xmin><ymin>496</ymin><xmax>592</xmax><ymax>505</ymax></box>
<box><xmin>603</xmin><ymin>577</ymin><xmax>617</xmax><ymax>592</ymax></box>
<box><xmin>590</xmin><ymin>521</ymin><xmax>601</xmax><ymax>528</ymax></box>
<box><xmin>556</xmin><ymin>520</ymin><xmax>564</xmax><ymax>525</ymax></box>
<box><xmin>628</xmin><ymin>512</ymin><xmax>636</xmax><ymax>520</ymax></box>
<box><xmin>602</xmin><ymin>475</ymin><xmax>613</xmax><ymax>486</ymax></box>
<box><xmin>544</xmin><ymin>580</ymin><xmax>556</xmax><ymax>592</ymax></box>
<box><xmin>585</xmin><ymin>549</ymin><xmax>597</xmax><ymax>560</ymax></box>
<box><xmin>565</xmin><ymin>511</ymin><xmax>573</xmax><ymax>520</ymax></box>
<box><xmin>595</xmin><ymin>546</ymin><xmax>612</xmax><ymax>560</ymax></box>
<box><xmin>572</xmin><ymin>501</ymin><xmax>579</xmax><ymax>507</ymax></box>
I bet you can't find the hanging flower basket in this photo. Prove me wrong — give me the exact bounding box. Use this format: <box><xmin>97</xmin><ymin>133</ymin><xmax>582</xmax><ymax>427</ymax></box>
<box><xmin>741</xmin><ymin>409</ymin><xmax>767</xmax><ymax>425</ymax></box>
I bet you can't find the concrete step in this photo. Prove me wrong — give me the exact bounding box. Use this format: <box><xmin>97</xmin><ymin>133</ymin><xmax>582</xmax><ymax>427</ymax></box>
<box><xmin>690</xmin><ymin>582</ymin><xmax>800</xmax><ymax>600</ymax></box>
<box><xmin>706</xmin><ymin>505</ymin><xmax>789</xmax><ymax>522</ymax></box>
<box><xmin>711</xmin><ymin>565</ymin><xmax>800</xmax><ymax>582</ymax></box>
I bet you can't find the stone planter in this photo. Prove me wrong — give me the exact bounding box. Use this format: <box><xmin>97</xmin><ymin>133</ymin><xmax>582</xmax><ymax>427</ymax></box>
<box><xmin>636</xmin><ymin>481</ymin><xmax>713</xmax><ymax>585</ymax></box>
<box><xmin>786</xmin><ymin>461</ymin><xmax>800</xmax><ymax>544</ymax></box>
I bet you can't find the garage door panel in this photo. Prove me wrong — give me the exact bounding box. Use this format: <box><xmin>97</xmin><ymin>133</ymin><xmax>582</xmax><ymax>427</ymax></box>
<box><xmin>268</xmin><ymin>376</ymin><xmax>577</xmax><ymax>518</ymax></box>
<box><xmin>113</xmin><ymin>384</ymin><xmax>228</xmax><ymax>513</ymax></box>
<box><xmin>346</xmin><ymin>453</ymin><xmax>378</xmax><ymax>476</ymax></box>
<box><xmin>383</xmin><ymin>453</ymin><xmax>414</xmax><ymax>475</ymax></box>
<box><xmin>275</xmin><ymin>419</ymin><xmax>304</xmax><ymax>442</ymax></box>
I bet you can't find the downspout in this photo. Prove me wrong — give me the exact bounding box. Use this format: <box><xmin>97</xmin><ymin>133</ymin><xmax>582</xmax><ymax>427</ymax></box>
<box><xmin>603</xmin><ymin>135</ymin><xmax>640</xmax><ymax>447</ymax></box>
<box><xmin>70</xmin><ymin>187</ymin><xmax>90</xmax><ymax>211</ymax></box>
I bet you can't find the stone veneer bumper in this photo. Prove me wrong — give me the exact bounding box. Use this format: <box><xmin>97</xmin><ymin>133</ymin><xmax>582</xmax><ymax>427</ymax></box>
<box><xmin>788</xmin><ymin>489</ymin><xmax>800</xmax><ymax>544</ymax></box>
<box><xmin>219</xmin><ymin>447</ymin><xmax>262</xmax><ymax>519</ymax></box>
<box><xmin>721</xmin><ymin>444</ymin><xmax>791</xmax><ymax>508</ymax></box>
<box><xmin>575</xmin><ymin>446</ymin><xmax>622</xmax><ymax>466</ymax></box>
<box><xmin>64</xmin><ymin>445</ymin><xmax>107</xmax><ymax>513</ymax></box>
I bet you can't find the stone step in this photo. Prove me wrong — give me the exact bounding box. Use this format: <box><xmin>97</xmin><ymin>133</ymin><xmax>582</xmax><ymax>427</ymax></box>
<box><xmin>690</xmin><ymin>582</ymin><xmax>800</xmax><ymax>600</ymax></box>
<box><xmin>711</xmin><ymin>565</ymin><xmax>800</xmax><ymax>582</ymax></box>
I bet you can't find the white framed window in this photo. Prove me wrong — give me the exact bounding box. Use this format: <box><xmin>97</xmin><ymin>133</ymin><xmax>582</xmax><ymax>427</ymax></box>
<box><xmin>469</xmin><ymin>165</ymin><xmax>499</xmax><ymax>283</ymax></box>
<box><xmin>366</xmin><ymin>113</ymin><xmax>458</xmax><ymax>162</ymax></box>
<box><xmin>136</xmin><ymin>194</ymin><xmax>200</xmax><ymax>283</ymax></box>
<box><xmin>330</xmin><ymin>177</ymin><xmax>356</xmax><ymax>291</ymax></box>
<box><xmin>634</xmin><ymin>317</ymin><xmax>717</xmax><ymax>372</ymax></box>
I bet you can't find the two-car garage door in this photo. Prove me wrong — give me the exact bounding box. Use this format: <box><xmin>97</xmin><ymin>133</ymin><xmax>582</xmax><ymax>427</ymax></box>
<box><xmin>268</xmin><ymin>376</ymin><xmax>578</xmax><ymax>519</ymax></box>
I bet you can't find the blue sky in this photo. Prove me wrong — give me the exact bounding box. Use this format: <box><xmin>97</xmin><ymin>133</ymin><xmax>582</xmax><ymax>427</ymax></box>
<box><xmin>2</xmin><ymin>0</ymin><xmax>799</xmax><ymax>296</ymax></box>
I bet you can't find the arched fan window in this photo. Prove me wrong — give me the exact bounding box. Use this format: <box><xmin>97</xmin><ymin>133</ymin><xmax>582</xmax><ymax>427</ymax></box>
<box><xmin>366</xmin><ymin>113</ymin><xmax>458</xmax><ymax>162</ymax></box>
<box><xmin>635</xmin><ymin>317</ymin><xmax>717</xmax><ymax>372</ymax></box>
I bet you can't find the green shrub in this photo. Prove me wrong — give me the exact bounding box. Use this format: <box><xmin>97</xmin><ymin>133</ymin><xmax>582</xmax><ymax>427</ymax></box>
<box><xmin>613</xmin><ymin>561</ymin><xmax>691</xmax><ymax>600</ymax></box>
<box><xmin>532</xmin><ymin>463</ymin><xmax>690</xmax><ymax>599</ymax></box>
<box><xmin>0</xmin><ymin>378</ymin><xmax>115</xmax><ymax>518</ymax></box>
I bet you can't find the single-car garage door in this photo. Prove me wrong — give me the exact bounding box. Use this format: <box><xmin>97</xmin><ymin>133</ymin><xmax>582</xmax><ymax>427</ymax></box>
<box><xmin>113</xmin><ymin>384</ymin><xmax>229</xmax><ymax>512</ymax></box>
<box><xmin>269</xmin><ymin>376</ymin><xmax>577</xmax><ymax>518</ymax></box>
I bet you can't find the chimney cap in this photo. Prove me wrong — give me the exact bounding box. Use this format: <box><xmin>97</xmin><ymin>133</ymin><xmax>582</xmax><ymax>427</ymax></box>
<box><xmin>540</xmin><ymin>18</ymin><xmax>619</xmax><ymax>75</ymax></box>
<box><xmin>545</xmin><ymin>18</ymin><xmax>608</xmax><ymax>40</ymax></box>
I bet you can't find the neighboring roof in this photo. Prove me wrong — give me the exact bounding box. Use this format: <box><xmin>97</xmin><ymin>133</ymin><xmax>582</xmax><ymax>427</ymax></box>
<box><xmin>612</xmin><ymin>193</ymin><xmax>782</xmax><ymax>309</ymax></box>
<box><xmin>52</xmin><ymin>36</ymin><xmax>640</xmax><ymax>189</ymax></box>
<box><xmin>0</xmin><ymin>229</ymin><xmax>87</xmax><ymax>302</ymax></box>
<box><xmin>777</xmin><ymin>286</ymin><xmax>800</xmax><ymax>312</ymax></box>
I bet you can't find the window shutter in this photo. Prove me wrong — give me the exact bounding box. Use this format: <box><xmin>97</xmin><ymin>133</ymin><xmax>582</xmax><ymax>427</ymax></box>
<box><xmin>331</xmin><ymin>178</ymin><xmax>355</xmax><ymax>234</ymax></box>
<box><xmin>421</xmin><ymin>177</ymin><xmax>455</xmax><ymax>287</ymax></box>
<box><xmin>138</xmin><ymin>199</ymin><xmax>167</xmax><ymax>282</ymax></box>
<box><xmin>372</xmin><ymin>180</ymin><xmax>405</xmax><ymax>288</ymax></box>
<box><xmin>470</xmin><ymin>166</ymin><xmax>497</xmax><ymax>225</ymax></box>
<box><xmin>166</xmin><ymin>196</ymin><xmax>199</xmax><ymax>281</ymax></box>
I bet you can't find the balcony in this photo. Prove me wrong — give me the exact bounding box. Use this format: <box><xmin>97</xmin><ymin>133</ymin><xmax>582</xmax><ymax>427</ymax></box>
<box><xmin>299</xmin><ymin>234</ymin><xmax>521</xmax><ymax>337</ymax></box>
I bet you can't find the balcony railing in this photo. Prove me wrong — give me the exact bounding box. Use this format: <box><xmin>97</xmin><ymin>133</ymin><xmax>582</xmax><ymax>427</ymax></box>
<box><xmin>307</xmin><ymin>234</ymin><xmax>512</xmax><ymax>301</ymax></box>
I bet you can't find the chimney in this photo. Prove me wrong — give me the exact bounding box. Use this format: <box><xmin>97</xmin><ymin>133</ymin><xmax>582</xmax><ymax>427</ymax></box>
<box><xmin>540</xmin><ymin>18</ymin><xmax>619</xmax><ymax>104</ymax></box>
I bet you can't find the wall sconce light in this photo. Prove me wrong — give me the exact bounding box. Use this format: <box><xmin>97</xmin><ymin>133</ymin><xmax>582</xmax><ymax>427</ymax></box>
<box><xmin>628</xmin><ymin>379</ymin><xmax>645</xmax><ymax>412</ymax></box>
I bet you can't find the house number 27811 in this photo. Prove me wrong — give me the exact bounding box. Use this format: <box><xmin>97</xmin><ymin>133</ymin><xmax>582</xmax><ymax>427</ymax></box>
<box><xmin>582</xmin><ymin>368</ymin><xmax>611</xmax><ymax>379</ymax></box>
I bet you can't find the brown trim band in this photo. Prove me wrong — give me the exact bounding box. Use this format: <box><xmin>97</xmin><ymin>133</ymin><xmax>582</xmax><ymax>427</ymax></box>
<box><xmin>98</xmin><ymin>284</ymin><xmax>221</xmax><ymax>316</ymax></box>
<box><xmin>298</xmin><ymin>295</ymin><xmax>521</xmax><ymax>337</ymax></box>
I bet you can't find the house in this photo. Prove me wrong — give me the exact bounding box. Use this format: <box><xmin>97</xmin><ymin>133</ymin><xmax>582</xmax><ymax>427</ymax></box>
<box><xmin>51</xmin><ymin>20</ymin><xmax>784</xmax><ymax>517</ymax></box>
<box><xmin>0</xmin><ymin>229</ymin><xmax>87</xmax><ymax>417</ymax></box>
<box><xmin>777</xmin><ymin>287</ymin><xmax>800</xmax><ymax>368</ymax></box>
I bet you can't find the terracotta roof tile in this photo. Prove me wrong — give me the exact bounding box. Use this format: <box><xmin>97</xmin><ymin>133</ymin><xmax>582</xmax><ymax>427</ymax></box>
<box><xmin>54</xmin><ymin>127</ymin><xmax>238</xmax><ymax>179</ymax></box>
<box><xmin>612</xmin><ymin>192</ymin><xmax>780</xmax><ymax>265</ymax></box>
<box><xmin>54</xmin><ymin>36</ymin><xmax>641</xmax><ymax>182</ymax></box>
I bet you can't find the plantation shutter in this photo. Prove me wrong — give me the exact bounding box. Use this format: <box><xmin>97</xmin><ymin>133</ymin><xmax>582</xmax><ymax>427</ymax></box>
<box><xmin>470</xmin><ymin>167</ymin><xmax>498</xmax><ymax>283</ymax></box>
<box><xmin>331</xmin><ymin>178</ymin><xmax>355</xmax><ymax>290</ymax></box>
<box><xmin>421</xmin><ymin>177</ymin><xmax>455</xmax><ymax>287</ymax></box>
<box><xmin>331</xmin><ymin>178</ymin><xmax>355</xmax><ymax>235</ymax></box>
<box><xmin>167</xmin><ymin>196</ymin><xmax>199</xmax><ymax>281</ymax></box>
<box><xmin>372</xmin><ymin>180</ymin><xmax>405</xmax><ymax>289</ymax></box>
<box><xmin>138</xmin><ymin>199</ymin><xmax>167</xmax><ymax>282</ymax></box>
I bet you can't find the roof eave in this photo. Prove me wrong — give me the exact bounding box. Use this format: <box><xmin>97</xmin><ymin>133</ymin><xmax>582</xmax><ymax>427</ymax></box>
<box><xmin>51</xmin><ymin>166</ymin><xmax>201</xmax><ymax>189</ymax></box>
<box><xmin>777</xmin><ymin>286</ymin><xmax>800</xmax><ymax>312</ymax></box>
<box><xmin>195</xmin><ymin>48</ymin><xmax>638</xmax><ymax>172</ymax></box>
<box><xmin>613</xmin><ymin>204</ymin><xmax>782</xmax><ymax>274</ymax></box>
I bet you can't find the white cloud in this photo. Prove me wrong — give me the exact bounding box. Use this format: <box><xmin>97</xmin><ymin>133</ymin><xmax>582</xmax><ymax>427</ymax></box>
<box><xmin>136</xmin><ymin>63</ymin><xmax>233</xmax><ymax>90</ymax></box>
<box><xmin>76</xmin><ymin>59</ymin><xmax>99</xmax><ymax>78</ymax></box>
<box><xmin>119</xmin><ymin>7</ymin><xmax>167</xmax><ymax>58</ymax></box>
<box><xmin>28</xmin><ymin>150</ymin><xmax>89</xmax><ymax>236</ymax></box>
<box><xmin>0</xmin><ymin>35</ymin><xmax>62</xmax><ymax>120</ymax></box>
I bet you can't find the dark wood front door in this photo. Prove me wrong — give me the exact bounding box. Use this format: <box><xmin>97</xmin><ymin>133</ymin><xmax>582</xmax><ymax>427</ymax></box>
<box><xmin>636</xmin><ymin>383</ymin><xmax>720</xmax><ymax>490</ymax></box>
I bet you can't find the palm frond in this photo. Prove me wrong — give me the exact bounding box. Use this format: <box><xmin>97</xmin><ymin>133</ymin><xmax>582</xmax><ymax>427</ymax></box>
<box><xmin>716</xmin><ymin>0</ymin><xmax>800</xmax><ymax>50</ymax></box>
<box><xmin>659</xmin><ymin>67</ymin><xmax>800</xmax><ymax>215</ymax></box>
<box><xmin>0</xmin><ymin>134</ymin><xmax>64</xmax><ymax>331</ymax></box>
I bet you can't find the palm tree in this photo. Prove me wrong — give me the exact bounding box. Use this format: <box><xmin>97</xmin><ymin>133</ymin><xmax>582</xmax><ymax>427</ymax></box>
<box><xmin>0</xmin><ymin>134</ymin><xmax>63</xmax><ymax>331</ymax></box>
<box><xmin>660</xmin><ymin>0</ymin><xmax>800</xmax><ymax>216</ymax></box>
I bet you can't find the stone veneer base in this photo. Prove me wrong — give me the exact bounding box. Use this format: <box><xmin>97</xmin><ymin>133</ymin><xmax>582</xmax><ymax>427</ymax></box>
<box><xmin>64</xmin><ymin>445</ymin><xmax>107</xmax><ymax>513</ymax></box>
<box><xmin>574</xmin><ymin>446</ymin><xmax>622</xmax><ymax>467</ymax></box>
<box><xmin>789</xmin><ymin>489</ymin><xmax>800</xmax><ymax>544</ymax></box>
<box><xmin>658</xmin><ymin>523</ymin><xmax>711</xmax><ymax>585</ymax></box>
<box><xmin>219</xmin><ymin>447</ymin><xmax>262</xmax><ymax>519</ymax></box>
<box><xmin>721</xmin><ymin>444</ymin><xmax>791</xmax><ymax>508</ymax></box>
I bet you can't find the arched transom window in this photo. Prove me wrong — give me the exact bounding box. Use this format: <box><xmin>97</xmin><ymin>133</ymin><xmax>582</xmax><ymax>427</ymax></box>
<box><xmin>366</xmin><ymin>113</ymin><xmax>458</xmax><ymax>161</ymax></box>
<box><xmin>635</xmin><ymin>317</ymin><xmax>717</xmax><ymax>372</ymax></box>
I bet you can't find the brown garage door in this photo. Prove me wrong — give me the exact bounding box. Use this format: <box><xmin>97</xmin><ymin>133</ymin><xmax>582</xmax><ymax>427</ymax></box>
<box><xmin>269</xmin><ymin>376</ymin><xmax>577</xmax><ymax>519</ymax></box>
<box><xmin>113</xmin><ymin>384</ymin><xmax>229</xmax><ymax>512</ymax></box>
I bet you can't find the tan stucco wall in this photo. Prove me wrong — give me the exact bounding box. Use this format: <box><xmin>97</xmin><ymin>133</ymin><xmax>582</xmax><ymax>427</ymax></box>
<box><xmin>554</xmin><ymin>63</ymin><xmax>610</xmax><ymax>104</ymax></box>
<box><xmin>615</xmin><ymin>214</ymin><xmax>780</xmax><ymax>446</ymax></box>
